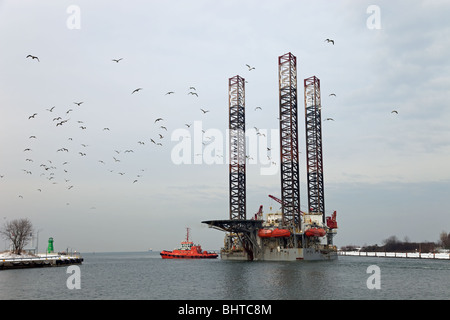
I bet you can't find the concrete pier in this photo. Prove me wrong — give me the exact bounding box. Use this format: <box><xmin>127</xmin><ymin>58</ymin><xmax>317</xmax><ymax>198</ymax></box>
<box><xmin>0</xmin><ymin>253</ymin><xmax>83</xmax><ymax>270</ymax></box>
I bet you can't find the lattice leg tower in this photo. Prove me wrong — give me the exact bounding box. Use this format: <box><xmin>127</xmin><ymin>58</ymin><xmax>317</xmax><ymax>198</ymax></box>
<box><xmin>278</xmin><ymin>53</ymin><xmax>301</xmax><ymax>229</ymax></box>
<box><xmin>304</xmin><ymin>76</ymin><xmax>325</xmax><ymax>222</ymax></box>
<box><xmin>228</xmin><ymin>75</ymin><xmax>246</xmax><ymax>220</ymax></box>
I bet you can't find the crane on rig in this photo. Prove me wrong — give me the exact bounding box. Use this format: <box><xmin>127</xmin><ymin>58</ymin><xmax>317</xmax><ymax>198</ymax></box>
<box><xmin>268</xmin><ymin>194</ymin><xmax>307</xmax><ymax>216</ymax></box>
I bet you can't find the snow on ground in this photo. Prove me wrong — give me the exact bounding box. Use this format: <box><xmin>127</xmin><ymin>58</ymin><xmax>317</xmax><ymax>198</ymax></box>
<box><xmin>338</xmin><ymin>251</ymin><xmax>450</xmax><ymax>259</ymax></box>
<box><xmin>0</xmin><ymin>251</ymin><xmax>37</xmax><ymax>259</ymax></box>
<box><xmin>0</xmin><ymin>251</ymin><xmax>78</xmax><ymax>260</ymax></box>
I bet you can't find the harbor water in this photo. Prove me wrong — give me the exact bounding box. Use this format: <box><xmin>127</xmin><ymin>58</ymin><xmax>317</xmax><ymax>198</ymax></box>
<box><xmin>0</xmin><ymin>251</ymin><xmax>448</xmax><ymax>300</ymax></box>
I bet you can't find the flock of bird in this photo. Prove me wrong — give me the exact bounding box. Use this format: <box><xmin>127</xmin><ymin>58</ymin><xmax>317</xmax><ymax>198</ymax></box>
<box><xmin>5</xmin><ymin>55</ymin><xmax>224</xmax><ymax>205</ymax></box>
<box><xmin>7</xmin><ymin>41</ymin><xmax>401</xmax><ymax>206</ymax></box>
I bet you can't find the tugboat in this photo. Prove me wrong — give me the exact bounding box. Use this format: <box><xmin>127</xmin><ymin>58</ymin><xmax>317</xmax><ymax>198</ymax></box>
<box><xmin>160</xmin><ymin>228</ymin><xmax>218</xmax><ymax>259</ymax></box>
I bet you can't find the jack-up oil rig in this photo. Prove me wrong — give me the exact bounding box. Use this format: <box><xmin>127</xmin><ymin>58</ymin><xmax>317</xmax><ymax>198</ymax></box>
<box><xmin>203</xmin><ymin>52</ymin><xmax>338</xmax><ymax>260</ymax></box>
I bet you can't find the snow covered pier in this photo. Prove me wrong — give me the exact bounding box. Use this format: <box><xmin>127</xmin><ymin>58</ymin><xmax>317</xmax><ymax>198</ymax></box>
<box><xmin>0</xmin><ymin>253</ymin><xmax>83</xmax><ymax>270</ymax></box>
<box><xmin>338</xmin><ymin>251</ymin><xmax>450</xmax><ymax>260</ymax></box>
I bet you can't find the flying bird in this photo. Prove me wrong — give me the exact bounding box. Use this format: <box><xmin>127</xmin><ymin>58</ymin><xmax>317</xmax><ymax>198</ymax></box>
<box><xmin>246</xmin><ymin>64</ymin><xmax>255</xmax><ymax>71</ymax></box>
<box><xmin>189</xmin><ymin>87</ymin><xmax>196</xmax><ymax>90</ymax></box>
<box><xmin>329</xmin><ymin>93</ymin><xmax>336</xmax><ymax>97</ymax></box>
<box><xmin>74</xmin><ymin>102</ymin><xmax>84</xmax><ymax>106</ymax></box>
<box><xmin>325</xmin><ymin>39</ymin><xmax>335</xmax><ymax>45</ymax></box>
<box><xmin>188</xmin><ymin>92</ymin><xmax>198</xmax><ymax>97</ymax></box>
<box><xmin>200</xmin><ymin>108</ymin><xmax>209</xmax><ymax>114</ymax></box>
<box><xmin>132</xmin><ymin>88</ymin><xmax>143</xmax><ymax>94</ymax></box>
<box><xmin>391</xmin><ymin>110</ymin><xmax>398</xmax><ymax>114</ymax></box>
<box><xmin>165</xmin><ymin>91</ymin><xmax>175</xmax><ymax>95</ymax></box>
<box><xmin>28</xmin><ymin>113</ymin><xmax>37</xmax><ymax>119</ymax></box>
<box><xmin>255</xmin><ymin>107</ymin><xmax>262</xmax><ymax>111</ymax></box>
<box><xmin>325</xmin><ymin>118</ymin><xmax>335</xmax><ymax>121</ymax></box>
<box><xmin>26</xmin><ymin>55</ymin><xmax>40</xmax><ymax>61</ymax></box>
<box><xmin>112</xmin><ymin>58</ymin><xmax>123</xmax><ymax>63</ymax></box>
<box><xmin>46</xmin><ymin>106</ymin><xmax>55</xmax><ymax>112</ymax></box>
<box><xmin>154</xmin><ymin>118</ymin><xmax>163</xmax><ymax>123</ymax></box>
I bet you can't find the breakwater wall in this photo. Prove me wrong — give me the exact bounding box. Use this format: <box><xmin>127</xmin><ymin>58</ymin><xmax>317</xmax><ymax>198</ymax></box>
<box><xmin>0</xmin><ymin>254</ymin><xmax>83</xmax><ymax>270</ymax></box>
<box><xmin>338</xmin><ymin>251</ymin><xmax>449</xmax><ymax>260</ymax></box>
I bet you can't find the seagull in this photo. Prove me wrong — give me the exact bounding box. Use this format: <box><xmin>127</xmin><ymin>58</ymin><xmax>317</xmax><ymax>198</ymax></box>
<box><xmin>391</xmin><ymin>110</ymin><xmax>398</xmax><ymax>114</ymax></box>
<box><xmin>160</xmin><ymin>126</ymin><xmax>167</xmax><ymax>131</ymax></box>
<box><xmin>46</xmin><ymin>106</ymin><xmax>55</xmax><ymax>112</ymax></box>
<box><xmin>112</xmin><ymin>58</ymin><xmax>123</xmax><ymax>63</ymax></box>
<box><xmin>200</xmin><ymin>108</ymin><xmax>209</xmax><ymax>114</ymax></box>
<box><xmin>132</xmin><ymin>88</ymin><xmax>143</xmax><ymax>94</ymax></box>
<box><xmin>154</xmin><ymin>118</ymin><xmax>163</xmax><ymax>123</ymax></box>
<box><xmin>28</xmin><ymin>113</ymin><xmax>37</xmax><ymax>119</ymax></box>
<box><xmin>246</xmin><ymin>64</ymin><xmax>255</xmax><ymax>71</ymax></box>
<box><xmin>26</xmin><ymin>55</ymin><xmax>40</xmax><ymax>61</ymax></box>
<box><xmin>74</xmin><ymin>102</ymin><xmax>84</xmax><ymax>106</ymax></box>
<box><xmin>329</xmin><ymin>93</ymin><xmax>336</xmax><ymax>97</ymax></box>
<box><xmin>325</xmin><ymin>39</ymin><xmax>335</xmax><ymax>45</ymax></box>
<box><xmin>165</xmin><ymin>91</ymin><xmax>175</xmax><ymax>95</ymax></box>
<box><xmin>325</xmin><ymin>118</ymin><xmax>335</xmax><ymax>121</ymax></box>
<box><xmin>189</xmin><ymin>87</ymin><xmax>196</xmax><ymax>90</ymax></box>
<box><xmin>255</xmin><ymin>107</ymin><xmax>262</xmax><ymax>111</ymax></box>
<box><xmin>188</xmin><ymin>92</ymin><xmax>198</xmax><ymax>97</ymax></box>
<box><xmin>185</xmin><ymin>123</ymin><xmax>192</xmax><ymax>128</ymax></box>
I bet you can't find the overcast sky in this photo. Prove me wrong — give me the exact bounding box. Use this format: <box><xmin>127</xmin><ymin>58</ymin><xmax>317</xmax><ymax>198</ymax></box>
<box><xmin>1</xmin><ymin>0</ymin><xmax>449</xmax><ymax>252</ymax></box>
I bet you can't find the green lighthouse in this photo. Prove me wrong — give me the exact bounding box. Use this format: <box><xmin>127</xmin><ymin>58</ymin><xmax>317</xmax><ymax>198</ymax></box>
<box><xmin>47</xmin><ymin>237</ymin><xmax>54</xmax><ymax>253</ymax></box>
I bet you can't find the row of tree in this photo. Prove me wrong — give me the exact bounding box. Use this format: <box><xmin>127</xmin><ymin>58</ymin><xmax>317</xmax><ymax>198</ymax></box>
<box><xmin>341</xmin><ymin>232</ymin><xmax>450</xmax><ymax>253</ymax></box>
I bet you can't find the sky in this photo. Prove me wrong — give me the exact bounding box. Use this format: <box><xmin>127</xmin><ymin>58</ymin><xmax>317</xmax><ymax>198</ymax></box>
<box><xmin>0</xmin><ymin>0</ymin><xmax>449</xmax><ymax>253</ymax></box>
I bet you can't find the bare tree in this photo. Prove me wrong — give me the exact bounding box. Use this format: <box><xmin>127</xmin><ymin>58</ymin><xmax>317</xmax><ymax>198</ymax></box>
<box><xmin>0</xmin><ymin>218</ymin><xmax>33</xmax><ymax>254</ymax></box>
<box><xmin>440</xmin><ymin>231</ymin><xmax>450</xmax><ymax>249</ymax></box>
